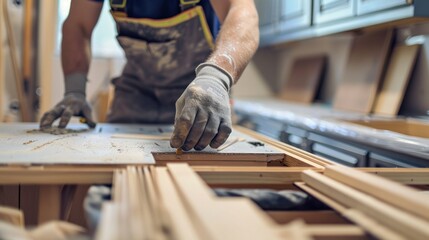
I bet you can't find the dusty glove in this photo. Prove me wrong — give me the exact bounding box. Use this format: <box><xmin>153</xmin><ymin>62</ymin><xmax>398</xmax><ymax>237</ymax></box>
<box><xmin>40</xmin><ymin>73</ymin><xmax>96</xmax><ymax>129</ymax></box>
<box><xmin>170</xmin><ymin>63</ymin><xmax>233</xmax><ymax>151</ymax></box>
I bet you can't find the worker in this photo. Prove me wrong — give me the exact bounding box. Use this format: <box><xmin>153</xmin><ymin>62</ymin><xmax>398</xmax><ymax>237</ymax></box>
<box><xmin>39</xmin><ymin>0</ymin><xmax>259</xmax><ymax>151</ymax></box>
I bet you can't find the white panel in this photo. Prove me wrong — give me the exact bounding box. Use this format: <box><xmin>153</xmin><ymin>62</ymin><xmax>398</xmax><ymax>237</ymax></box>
<box><xmin>357</xmin><ymin>0</ymin><xmax>409</xmax><ymax>15</ymax></box>
<box><xmin>313</xmin><ymin>0</ymin><xmax>356</xmax><ymax>24</ymax></box>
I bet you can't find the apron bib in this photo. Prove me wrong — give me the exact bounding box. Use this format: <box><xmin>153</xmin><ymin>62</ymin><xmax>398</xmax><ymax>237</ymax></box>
<box><xmin>107</xmin><ymin>0</ymin><xmax>214</xmax><ymax>123</ymax></box>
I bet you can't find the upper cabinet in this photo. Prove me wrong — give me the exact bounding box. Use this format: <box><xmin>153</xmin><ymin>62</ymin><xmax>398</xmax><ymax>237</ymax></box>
<box><xmin>279</xmin><ymin>0</ymin><xmax>312</xmax><ymax>32</ymax></box>
<box><xmin>357</xmin><ymin>0</ymin><xmax>411</xmax><ymax>15</ymax></box>
<box><xmin>255</xmin><ymin>0</ymin><xmax>277</xmax><ymax>37</ymax></box>
<box><xmin>313</xmin><ymin>0</ymin><xmax>356</xmax><ymax>24</ymax></box>
<box><xmin>255</xmin><ymin>0</ymin><xmax>312</xmax><ymax>36</ymax></box>
<box><xmin>258</xmin><ymin>0</ymin><xmax>429</xmax><ymax>47</ymax></box>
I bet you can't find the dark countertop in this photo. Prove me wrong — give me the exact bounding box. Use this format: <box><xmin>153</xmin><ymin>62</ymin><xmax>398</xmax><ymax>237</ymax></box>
<box><xmin>234</xmin><ymin>98</ymin><xmax>429</xmax><ymax>160</ymax></box>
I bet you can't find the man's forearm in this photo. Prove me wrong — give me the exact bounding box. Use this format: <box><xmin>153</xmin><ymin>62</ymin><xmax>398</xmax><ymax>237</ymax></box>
<box><xmin>206</xmin><ymin>1</ymin><xmax>259</xmax><ymax>83</ymax></box>
<box><xmin>61</xmin><ymin>19</ymin><xmax>92</xmax><ymax>76</ymax></box>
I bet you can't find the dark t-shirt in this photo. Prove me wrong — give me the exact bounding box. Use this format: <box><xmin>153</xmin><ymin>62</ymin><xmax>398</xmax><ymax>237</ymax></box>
<box><xmin>92</xmin><ymin>0</ymin><xmax>219</xmax><ymax>37</ymax></box>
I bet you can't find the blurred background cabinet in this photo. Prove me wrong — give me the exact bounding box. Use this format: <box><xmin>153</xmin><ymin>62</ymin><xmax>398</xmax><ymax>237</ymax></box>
<box><xmin>278</xmin><ymin>0</ymin><xmax>312</xmax><ymax>32</ymax></box>
<box><xmin>256</xmin><ymin>0</ymin><xmax>429</xmax><ymax>46</ymax></box>
<box><xmin>313</xmin><ymin>0</ymin><xmax>356</xmax><ymax>24</ymax></box>
<box><xmin>356</xmin><ymin>0</ymin><xmax>411</xmax><ymax>15</ymax></box>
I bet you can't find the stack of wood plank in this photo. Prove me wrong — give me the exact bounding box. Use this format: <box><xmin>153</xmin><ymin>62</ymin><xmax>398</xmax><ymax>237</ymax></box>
<box><xmin>93</xmin><ymin>163</ymin><xmax>429</xmax><ymax>240</ymax></box>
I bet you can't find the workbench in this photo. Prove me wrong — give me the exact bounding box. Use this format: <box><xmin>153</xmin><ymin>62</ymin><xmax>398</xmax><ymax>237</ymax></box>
<box><xmin>0</xmin><ymin>123</ymin><xmax>429</xmax><ymax>239</ymax></box>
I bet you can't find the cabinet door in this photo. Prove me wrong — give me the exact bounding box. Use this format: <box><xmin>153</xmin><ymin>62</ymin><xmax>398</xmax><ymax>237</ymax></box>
<box><xmin>357</xmin><ymin>0</ymin><xmax>411</xmax><ymax>15</ymax></box>
<box><xmin>368</xmin><ymin>153</ymin><xmax>418</xmax><ymax>168</ymax></box>
<box><xmin>278</xmin><ymin>0</ymin><xmax>312</xmax><ymax>32</ymax></box>
<box><xmin>255</xmin><ymin>0</ymin><xmax>277</xmax><ymax>36</ymax></box>
<box><xmin>313</xmin><ymin>0</ymin><xmax>356</xmax><ymax>24</ymax></box>
<box><xmin>308</xmin><ymin>133</ymin><xmax>368</xmax><ymax>167</ymax></box>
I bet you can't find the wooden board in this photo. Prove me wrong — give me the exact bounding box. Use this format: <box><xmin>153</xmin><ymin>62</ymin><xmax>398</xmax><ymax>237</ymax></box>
<box><xmin>325</xmin><ymin>165</ymin><xmax>429</xmax><ymax>222</ymax></box>
<box><xmin>302</xmin><ymin>170</ymin><xmax>429</xmax><ymax>239</ymax></box>
<box><xmin>333</xmin><ymin>29</ymin><xmax>393</xmax><ymax>113</ymax></box>
<box><xmin>0</xmin><ymin>123</ymin><xmax>284</xmax><ymax>165</ymax></box>
<box><xmin>0</xmin><ymin>0</ymin><xmax>3</xmax><ymax>121</ymax></box>
<box><xmin>346</xmin><ymin>118</ymin><xmax>429</xmax><ymax>138</ymax></box>
<box><xmin>372</xmin><ymin>44</ymin><xmax>420</xmax><ymax>116</ymax></box>
<box><xmin>279</xmin><ymin>55</ymin><xmax>326</xmax><ymax>103</ymax></box>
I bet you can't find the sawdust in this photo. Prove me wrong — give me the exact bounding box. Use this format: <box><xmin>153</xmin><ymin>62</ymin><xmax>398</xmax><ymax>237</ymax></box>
<box><xmin>27</xmin><ymin>127</ymin><xmax>90</xmax><ymax>135</ymax></box>
<box><xmin>23</xmin><ymin>140</ymin><xmax>36</xmax><ymax>145</ymax></box>
<box><xmin>31</xmin><ymin>135</ymin><xmax>76</xmax><ymax>151</ymax></box>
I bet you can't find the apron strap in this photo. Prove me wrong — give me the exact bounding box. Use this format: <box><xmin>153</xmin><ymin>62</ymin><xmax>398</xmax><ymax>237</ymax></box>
<box><xmin>110</xmin><ymin>0</ymin><xmax>127</xmax><ymax>13</ymax></box>
<box><xmin>180</xmin><ymin>0</ymin><xmax>200</xmax><ymax>11</ymax></box>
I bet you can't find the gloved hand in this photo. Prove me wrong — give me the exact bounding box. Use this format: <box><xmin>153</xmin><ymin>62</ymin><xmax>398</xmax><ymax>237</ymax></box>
<box><xmin>170</xmin><ymin>63</ymin><xmax>233</xmax><ymax>151</ymax></box>
<box><xmin>40</xmin><ymin>73</ymin><xmax>96</xmax><ymax>129</ymax></box>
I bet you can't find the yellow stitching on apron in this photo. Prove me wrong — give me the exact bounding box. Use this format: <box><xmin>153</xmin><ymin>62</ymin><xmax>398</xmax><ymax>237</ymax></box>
<box><xmin>180</xmin><ymin>0</ymin><xmax>200</xmax><ymax>4</ymax></box>
<box><xmin>180</xmin><ymin>0</ymin><xmax>200</xmax><ymax>10</ymax></box>
<box><xmin>110</xmin><ymin>0</ymin><xmax>127</xmax><ymax>9</ymax></box>
<box><xmin>112</xmin><ymin>6</ymin><xmax>214</xmax><ymax>49</ymax></box>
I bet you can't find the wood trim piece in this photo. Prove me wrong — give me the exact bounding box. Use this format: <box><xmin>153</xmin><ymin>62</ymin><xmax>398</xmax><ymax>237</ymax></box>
<box><xmin>155</xmin><ymin>167</ymin><xmax>201</xmax><ymax>240</ymax></box>
<box><xmin>235</xmin><ymin>125</ymin><xmax>330</xmax><ymax>168</ymax></box>
<box><xmin>302</xmin><ymin>170</ymin><xmax>429</xmax><ymax>239</ymax></box>
<box><xmin>325</xmin><ymin>165</ymin><xmax>429</xmax><ymax>221</ymax></box>
<box><xmin>360</xmin><ymin>168</ymin><xmax>429</xmax><ymax>184</ymax></box>
<box><xmin>167</xmin><ymin>163</ymin><xmax>282</xmax><ymax>240</ymax></box>
<box><xmin>0</xmin><ymin>168</ymin><xmax>113</xmax><ymax>184</ymax></box>
<box><xmin>296</xmin><ymin>182</ymin><xmax>405</xmax><ymax>240</ymax></box>
<box><xmin>194</xmin><ymin>166</ymin><xmax>320</xmax><ymax>185</ymax></box>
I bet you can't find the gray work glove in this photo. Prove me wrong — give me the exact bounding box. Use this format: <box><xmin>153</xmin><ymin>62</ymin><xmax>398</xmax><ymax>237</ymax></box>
<box><xmin>170</xmin><ymin>63</ymin><xmax>233</xmax><ymax>151</ymax></box>
<box><xmin>40</xmin><ymin>73</ymin><xmax>96</xmax><ymax>129</ymax></box>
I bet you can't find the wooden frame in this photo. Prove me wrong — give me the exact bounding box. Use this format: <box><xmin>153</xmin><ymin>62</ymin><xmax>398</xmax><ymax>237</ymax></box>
<box><xmin>1</xmin><ymin>125</ymin><xmax>429</xmax><ymax>239</ymax></box>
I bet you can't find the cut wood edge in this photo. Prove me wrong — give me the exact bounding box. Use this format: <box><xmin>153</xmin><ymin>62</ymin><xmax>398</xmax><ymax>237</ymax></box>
<box><xmin>326</xmin><ymin>165</ymin><xmax>429</xmax><ymax>221</ymax></box>
<box><xmin>302</xmin><ymin>170</ymin><xmax>429</xmax><ymax>239</ymax></box>
<box><xmin>295</xmin><ymin>182</ymin><xmax>404</xmax><ymax>240</ymax></box>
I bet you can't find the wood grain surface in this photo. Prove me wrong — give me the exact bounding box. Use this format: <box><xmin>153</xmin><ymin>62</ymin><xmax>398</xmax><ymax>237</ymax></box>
<box><xmin>372</xmin><ymin>44</ymin><xmax>420</xmax><ymax>116</ymax></box>
<box><xmin>280</xmin><ymin>55</ymin><xmax>326</xmax><ymax>103</ymax></box>
<box><xmin>334</xmin><ymin>29</ymin><xmax>393</xmax><ymax>113</ymax></box>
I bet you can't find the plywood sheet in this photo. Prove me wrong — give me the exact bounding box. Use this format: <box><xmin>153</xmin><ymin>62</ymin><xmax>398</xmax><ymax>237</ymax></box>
<box><xmin>333</xmin><ymin>29</ymin><xmax>393</xmax><ymax>113</ymax></box>
<box><xmin>0</xmin><ymin>123</ymin><xmax>283</xmax><ymax>165</ymax></box>
<box><xmin>372</xmin><ymin>44</ymin><xmax>419</xmax><ymax>116</ymax></box>
<box><xmin>279</xmin><ymin>55</ymin><xmax>326</xmax><ymax>103</ymax></box>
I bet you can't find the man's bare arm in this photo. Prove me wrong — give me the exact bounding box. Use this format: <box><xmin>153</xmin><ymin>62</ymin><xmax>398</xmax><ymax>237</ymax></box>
<box><xmin>40</xmin><ymin>0</ymin><xmax>103</xmax><ymax>129</ymax></box>
<box><xmin>62</xmin><ymin>0</ymin><xmax>103</xmax><ymax>75</ymax></box>
<box><xmin>209</xmin><ymin>0</ymin><xmax>259</xmax><ymax>82</ymax></box>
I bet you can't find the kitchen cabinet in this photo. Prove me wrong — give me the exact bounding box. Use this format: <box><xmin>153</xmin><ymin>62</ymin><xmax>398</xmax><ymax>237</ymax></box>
<box><xmin>257</xmin><ymin>0</ymin><xmax>429</xmax><ymax>46</ymax></box>
<box><xmin>368</xmin><ymin>153</ymin><xmax>418</xmax><ymax>168</ymax></box>
<box><xmin>278</xmin><ymin>0</ymin><xmax>312</xmax><ymax>32</ymax></box>
<box><xmin>357</xmin><ymin>0</ymin><xmax>411</xmax><ymax>15</ymax></box>
<box><xmin>313</xmin><ymin>0</ymin><xmax>356</xmax><ymax>24</ymax></box>
<box><xmin>307</xmin><ymin>133</ymin><xmax>368</xmax><ymax>167</ymax></box>
<box><xmin>255</xmin><ymin>0</ymin><xmax>312</xmax><ymax>35</ymax></box>
<box><xmin>280</xmin><ymin>125</ymin><xmax>311</xmax><ymax>151</ymax></box>
<box><xmin>255</xmin><ymin>0</ymin><xmax>277</xmax><ymax>37</ymax></box>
